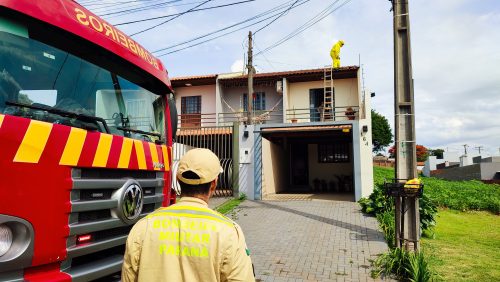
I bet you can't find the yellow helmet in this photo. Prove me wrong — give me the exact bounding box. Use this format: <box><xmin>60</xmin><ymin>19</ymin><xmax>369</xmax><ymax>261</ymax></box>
<box><xmin>339</xmin><ymin>40</ymin><xmax>345</xmax><ymax>46</ymax></box>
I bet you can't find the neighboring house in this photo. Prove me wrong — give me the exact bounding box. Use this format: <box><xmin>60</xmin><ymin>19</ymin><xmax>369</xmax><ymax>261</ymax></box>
<box><xmin>424</xmin><ymin>153</ymin><xmax>500</xmax><ymax>183</ymax></box>
<box><xmin>171</xmin><ymin>66</ymin><xmax>373</xmax><ymax>201</ymax></box>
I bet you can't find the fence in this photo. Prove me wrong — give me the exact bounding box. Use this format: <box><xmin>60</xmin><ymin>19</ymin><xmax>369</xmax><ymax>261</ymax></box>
<box><xmin>172</xmin><ymin>125</ymin><xmax>234</xmax><ymax>197</ymax></box>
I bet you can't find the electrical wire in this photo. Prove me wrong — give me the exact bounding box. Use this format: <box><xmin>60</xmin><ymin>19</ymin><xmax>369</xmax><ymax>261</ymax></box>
<box><xmin>97</xmin><ymin>0</ymin><xmax>184</xmax><ymax>17</ymax></box>
<box><xmin>93</xmin><ymin>0</ymin><xmax>179</xmax><ymax>16</ymax></box>
<box><xmin>253</xmin><ymin>0</ymin><xmax>300</xmax><ymax>35</ymax></box>
<box><xmin>104</xmin><ymin>2</ymin><xmax>208</xmax><ymax>19</ymax></box>
<box><xmin>152</xmin><ymin>0</ymin><xmax>311</xmax><ymax>54</ymax></box>
<box><xmin>114</xmin><ymin>0</ymin><xmax>255</xmax><ymax>26</ymax></box>
<box><xmin>130</xmin><ymin>0</ymin><xmax>213</xmax><ymax>36</ymax></box>
<box><xmin>155</xmin><ymin>10</ymin><xmax>285</xmax><ymax>57</ymax></box>
<box><xmin>255</xmin><ymin>0</ymin><xmax>352</xmax><ymax>57</ymax></box>
<box><xmin>84</xmin><ymin>0</ymin><xmax>173</xmax><ymax>10</ymax></box>
<box><xmin>253</xmin><ymin>42</ymin><xmax>276</xmax><ymax>70</ymax></box>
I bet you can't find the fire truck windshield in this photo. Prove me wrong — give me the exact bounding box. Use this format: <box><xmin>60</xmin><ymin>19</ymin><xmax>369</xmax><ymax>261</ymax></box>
<box><xmin>0</xmin><ymin>29</ymin><xmax>166</xmax><ymax>142</ymax></box>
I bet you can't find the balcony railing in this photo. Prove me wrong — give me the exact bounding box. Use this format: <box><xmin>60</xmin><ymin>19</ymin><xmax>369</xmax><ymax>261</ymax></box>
<box><xmin>285</xmin><ymin>106</ymin><xmax>359</xmax><ymax>123</ymax></box>
<box><xmin>177</xmin><ymin>106</ymin><xmax>359</xmax><ymax>128</ymax></box>
<box><xmin>218</xmin><ymin>110</ymin><xmax>284</xmax><ymax>126</ymax></box>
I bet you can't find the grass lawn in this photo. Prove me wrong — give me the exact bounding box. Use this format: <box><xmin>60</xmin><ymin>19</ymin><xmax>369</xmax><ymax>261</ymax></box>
<box><xmin>421</xmin><ymin>209</ymin><xmax>500</xmax><ymax>281</ymax></box>
<box><xmin>215</xmin><ymin>194</ymin><xmax>246</xmax><ymax>215</ymax></box>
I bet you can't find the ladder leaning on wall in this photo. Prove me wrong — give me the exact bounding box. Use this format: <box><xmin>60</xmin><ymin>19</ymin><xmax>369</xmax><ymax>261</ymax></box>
<box><xmin>322</xmin><ymin>66</ymin><xmax>334</xmax><ymax>121</ymax></box>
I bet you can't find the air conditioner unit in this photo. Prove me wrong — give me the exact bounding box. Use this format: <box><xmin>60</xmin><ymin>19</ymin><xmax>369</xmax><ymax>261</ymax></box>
<box><xmin>276</xmin><ymin>80</ymin><xmax>283</xmax><ymax>94</ymax></box>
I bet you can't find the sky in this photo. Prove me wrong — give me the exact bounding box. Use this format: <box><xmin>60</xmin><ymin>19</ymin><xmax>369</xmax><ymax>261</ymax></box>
<box><xmin>79</xmin><ymin>0</ymin><xmax>500</xmax><ymax>156</ymax></box>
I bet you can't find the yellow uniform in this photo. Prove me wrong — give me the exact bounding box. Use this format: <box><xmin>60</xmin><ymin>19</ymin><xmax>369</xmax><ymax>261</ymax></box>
<box><xmin>330</xmin><ymin>40</ymin><xmax>344</xmax><ymax>68</ymax></box>
<box><xmin>122</xmin><ymin>197</ymin><xmax>255</xmax><ymax>282</ymax></box>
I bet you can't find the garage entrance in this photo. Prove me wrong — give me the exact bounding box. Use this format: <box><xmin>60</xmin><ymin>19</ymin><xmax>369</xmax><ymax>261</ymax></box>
<box><xmin>260</xmin><ymin>125</ymin><xmax>355</xmax><ymax>201</ymax></box>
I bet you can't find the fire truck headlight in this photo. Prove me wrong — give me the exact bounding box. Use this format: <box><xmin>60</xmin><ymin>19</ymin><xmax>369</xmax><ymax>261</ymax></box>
<box><xmin>0</xmin><ymin>224</ymin><xmax>13</xmax><ymax>256</ymax></box>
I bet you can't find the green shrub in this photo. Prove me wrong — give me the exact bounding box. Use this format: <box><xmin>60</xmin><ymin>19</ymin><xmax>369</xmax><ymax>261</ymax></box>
<box><xmin>419</xmin><ymin>194</ymin><xmax>437</xmax><ymax>233</ymax></box>
<box><xmin>359</xmin><ymin>182</ymin><xmax>437</xmax><ymax>234</ymax></box>
<box><xmin>406</xmin><ymin>251</ymin><xmax>433</xmax><ymax>282</ymax></box>
<box><xmin>376</xmin><ymin>210</ymin><xmax>395</xmax><ymax>248</ymax></box>
<box><xmin>372</xmin><ymin>248</ymin><xmax>434</xmax><ymax>281</ymax></box>
<box><xmin>422</xmin><ymin>177</ymin><xmax>500</xmax><ymax>214</ymax></box>
<box><xmin>373</xmin><ymin>166</ymin><xmax>500</xmax><ymax>214</ymax></box>
<box><xmin>359</xmin><ymin>183</ymin><xmax>393</xmax><ymax>215</ymax></box>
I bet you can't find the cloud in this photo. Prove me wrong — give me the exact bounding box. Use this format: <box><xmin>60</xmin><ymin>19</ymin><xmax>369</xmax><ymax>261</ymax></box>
<box><xmin>231</xmin><ymin>59</ymin><xmax>245</xmax><ymax>73</ymax></box>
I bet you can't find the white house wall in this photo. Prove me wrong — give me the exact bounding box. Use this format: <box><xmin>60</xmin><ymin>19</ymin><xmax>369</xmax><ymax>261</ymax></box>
<box><xmin>287</xmin><ymin>78</ymin><xmax>359</xmax><ymax>115</ymax></box>
<box><xmin>175</xmin><ymin>85</ymin><xmax>217</xmax><ymax>117</ymax></box>
<box><xmin>262</xmin><ymin>138</ymin><xmax>287</xmax><ymax>196</ymax></box>
<box><xmin>356</xmin><ymin>119</ymin><xmax>374</xmax><ymax>200</ymax></box>
<box><xmin>220</xmin><ymin>85</ymin><xmax>284</xmax><ymax>113</ymax></box>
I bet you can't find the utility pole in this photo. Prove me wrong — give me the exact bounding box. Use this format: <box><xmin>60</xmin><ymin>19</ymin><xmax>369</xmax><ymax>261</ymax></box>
<box><xmin>246</xmin><ymin>31</ymin><xmax>254</xmax><ymax>124</ymax></box>
<box><xmin>392</xmin><ymin>0</ymin><xmax>419</xmax><ymax>251</ymax></box>
<box><xmin>475</xmin><ymin>146</ymin><xmax>483</xmax><ymax>155</ymax></box>
<box><xmin>463</xmin><ymin>144</ymin><xmax>468</xmax><ymax>155</ymax></box>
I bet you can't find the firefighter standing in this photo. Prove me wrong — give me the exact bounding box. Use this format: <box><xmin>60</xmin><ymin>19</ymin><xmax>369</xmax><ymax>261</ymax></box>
<box><xmin>122</xmin><ymin>148</ymin><xmax>255</xmax><ymax>282</ymax></box>
<box><xmin>330</xmin><ymin>40</ymin><xmax>344</xmax><ymax>68</ymax></box>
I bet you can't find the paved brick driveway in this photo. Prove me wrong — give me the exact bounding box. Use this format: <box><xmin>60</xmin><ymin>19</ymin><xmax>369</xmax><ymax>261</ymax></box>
<box><xmin>227</xmin><ymin>198</ymin><xmax>394</xmax><ymax>281</ymax></box>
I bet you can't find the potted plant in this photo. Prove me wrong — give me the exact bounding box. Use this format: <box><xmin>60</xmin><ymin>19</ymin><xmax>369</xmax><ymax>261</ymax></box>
<box><xmin>345</xmin><ymin>107</ymin><xmax>356</xmax><ymax>120</ymax></box>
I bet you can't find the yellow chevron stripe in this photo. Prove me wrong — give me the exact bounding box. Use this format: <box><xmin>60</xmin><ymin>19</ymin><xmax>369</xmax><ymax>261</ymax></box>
<box><xmin>161</xmin><ymin>145</ymin><xmax>170</xmax><ymax>171</ymax></box>
<box><xmin>134</xmin><ymin>140</ymin><xmax>147</xmax><ymax>169</ymax></box>
<box><xmin>59</xmin><ymin>128</ymin><xmax>87</xmax><ymax>166</ymax></box>
<box><xmin>149</xmin><ymin>143</ymin><xmax>160</xmax><ymax>171</ymax></box>
<box><xmin>92</xmin><ymin>133</ymin><xmax>113</xmax><ymax>167</ymax></box>
<box><xmin>118</xmin><ymin>138</ymin><xmax>133</xmax><ymax>168</ymax></box>
<box><xmin>14</xmin><ymin>120</ymin><xmax>52</xmax><ymax>163</ymax></box>
<box><xmin>0</xmin><ymin>114</ymin><xmax>4</xmax><ymax>128</ymax></box>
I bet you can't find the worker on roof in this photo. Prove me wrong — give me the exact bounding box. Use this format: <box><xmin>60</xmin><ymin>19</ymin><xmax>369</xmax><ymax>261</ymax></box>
<box><xmin>330</xmin><ymin>40</ymin><xmax>344</xmax><ymax>68</ymax></box>
<box><xmin>122</xmin><ymin>148</ymin><xmax>255</xmax><ymax>282</ymax></box>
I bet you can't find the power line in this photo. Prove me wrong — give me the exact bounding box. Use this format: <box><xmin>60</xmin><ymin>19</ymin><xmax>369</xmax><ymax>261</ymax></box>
<box><xmin>78</xmin><ymin>0</ymin><xmax>165</xmax><ymax>7</ymax></box>
<box><xmin>153</xmin><ymin>0</ymin><xmax>311</xmax><ymax>55</ymax></box>
<box><xmin>114</xmin><ymin>0</ymin><xmax>256</xmax><ymax>26</ymax></box>
<box><xmin>85</xmin><ymin>0</ymin><xmax>174</xmax><ymax>10</ymax></box>
<box><xmin>255</xmin><ymin>0</ymin><xmax>352</xmax><ymax>56</ymax></box>
<box><xmin>96</xmin><ymin>1</ymin><xmax>202</xmax><ymax>17</ymax></box>
<box><xmin>253</xmin><ymin>0</ymin><xmax>300</xmax><ymax>35</ymax></box>
<box><xmin>253</xmin><ymin>42</ymin><xmax>276</xmax><ymax>71</ymax></box>
<box><xmin>130</xmin><ymin>0</ymin><xmax>213</xmax><ymax>36</ymax></box>
<box><xmin>155</xmin><ymin>10</ymin><xmax>287</xmax><ymax>56</ymax></box>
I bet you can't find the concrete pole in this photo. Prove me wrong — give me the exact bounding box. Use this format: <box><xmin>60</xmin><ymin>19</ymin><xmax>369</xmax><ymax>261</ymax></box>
<box><xmin>247</xmin><ymin>31</ymin><xmax>253</xmax><ymax>124</ymax></box>
<box><xmin>392</xmin><ymin>0</ymin><xmax>419</xmax><ymax>251</ymax></box>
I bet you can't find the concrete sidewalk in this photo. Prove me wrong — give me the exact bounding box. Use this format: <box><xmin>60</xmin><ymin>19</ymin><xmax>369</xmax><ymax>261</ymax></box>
<box><xmin>228</xmin><ymin>199</ymin><xmax>393</xmax><ymax>281</ymax></box>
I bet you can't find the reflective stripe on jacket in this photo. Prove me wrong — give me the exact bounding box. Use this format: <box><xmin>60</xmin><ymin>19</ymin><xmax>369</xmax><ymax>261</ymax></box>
<box><xmin>122</xmin><ymin>197</ymin><xmax>255</xmax><ymax>282</ymax></box>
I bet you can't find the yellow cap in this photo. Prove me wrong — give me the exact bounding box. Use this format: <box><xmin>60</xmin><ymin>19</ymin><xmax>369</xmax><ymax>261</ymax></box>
<box><xmin>176</xmin><ymin>148</ymin><xmax>223</xmax><ymax>185</ymax></box>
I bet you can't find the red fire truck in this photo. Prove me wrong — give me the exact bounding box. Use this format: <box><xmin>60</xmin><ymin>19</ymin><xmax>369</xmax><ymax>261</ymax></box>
<box><xmin>0</xmin><ymin>0</ymin><xmax>177</xmax><ymax>281</ymax></box>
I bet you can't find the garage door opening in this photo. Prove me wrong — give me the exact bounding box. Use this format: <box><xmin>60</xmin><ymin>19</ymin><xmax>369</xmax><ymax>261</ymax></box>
<box><xmin>261</xmin><ymin>126</ymin><xmax>355</xmax><ymax>201</ymax></box>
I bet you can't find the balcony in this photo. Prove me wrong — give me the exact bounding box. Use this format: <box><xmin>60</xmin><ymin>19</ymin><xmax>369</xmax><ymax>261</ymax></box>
<box><xmin>176</xmin><ymin>106</ymin><xmax>360</xmax><ymax>128</ymax></box>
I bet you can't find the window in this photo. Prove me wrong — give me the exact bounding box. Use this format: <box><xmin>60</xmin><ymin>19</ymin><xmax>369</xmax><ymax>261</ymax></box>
<box><xmin>318</xmin><ymin>143</ymin><xmax>350</xmax><ymax>163</ymax></box>
<box><xmin>0</xmin><ymin>29</ymin><xmax>165</xmax><ymax>142</ymax></box>
<box><xmin>181</xmin><ymin>96</ymin><xmax>201</xmax><ymax>114</ymax></box>
<box><xmin>180</xmin><ymin>96</ymin><xmax>201</xmax><ymax>127</ymax></box>
<box><xmin>243</xmin><ymin>92</ymin><xmax>266</xmax><ymax>111</ymax></box>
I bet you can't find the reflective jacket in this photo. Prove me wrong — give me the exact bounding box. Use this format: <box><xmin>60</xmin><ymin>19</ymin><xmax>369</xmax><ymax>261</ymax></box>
<box><xmin>122</xmin><ymin>197</ymin><xmax>255</xmax><ymax>282</ymax></box>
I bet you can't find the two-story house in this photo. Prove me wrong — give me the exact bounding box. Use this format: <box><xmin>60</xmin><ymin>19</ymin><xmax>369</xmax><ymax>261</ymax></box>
<box><xmin>171</xmin><ymin>66</ymin><xmax>373</xmax><ymax>201</ymax></box>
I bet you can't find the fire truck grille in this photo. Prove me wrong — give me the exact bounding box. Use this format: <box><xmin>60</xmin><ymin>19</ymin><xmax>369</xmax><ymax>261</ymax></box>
<box><xmin>64</xmin><ymin>168</ymin><xmax>165</xmax><ymax>282</ymax></box>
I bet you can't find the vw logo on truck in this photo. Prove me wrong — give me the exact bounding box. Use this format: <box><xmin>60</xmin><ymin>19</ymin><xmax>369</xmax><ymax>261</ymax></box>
<box><xmin>113</xmin><ymin>180</ymin><xmax>144</xmax><ymax>224</ymax></box>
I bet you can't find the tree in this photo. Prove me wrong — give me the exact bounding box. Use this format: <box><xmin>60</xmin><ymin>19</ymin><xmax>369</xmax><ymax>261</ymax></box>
<box><xmin>388</xmin><ymin>144</ymin><xmax>429</xmax><ymax>162</ymax></box>
<box><xmin>416</xmin><ymin>145</ymin><xmax>429</xmax><ymax>162</ymax></box>
<box><xmin>371</xmin><ymin>110</ymin><xmax>393</xmax><ymax>153</ymax></box>
<box><xmin>429</xmin><ymin>148</ymin><xmax>445</xmax><ymax>159</ymax></box>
